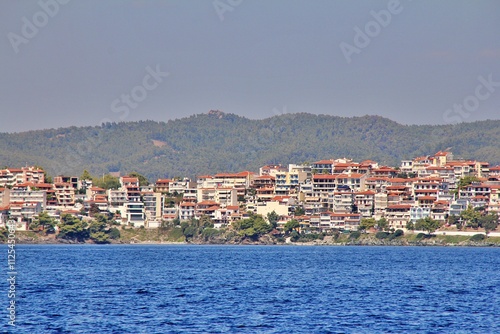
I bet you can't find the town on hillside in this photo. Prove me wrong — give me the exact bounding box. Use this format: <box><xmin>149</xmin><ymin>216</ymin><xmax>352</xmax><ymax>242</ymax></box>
<box><xmin>1</xmin><ymin>151</ymin><xmax>499</xmax><ymax>237</ymax></box>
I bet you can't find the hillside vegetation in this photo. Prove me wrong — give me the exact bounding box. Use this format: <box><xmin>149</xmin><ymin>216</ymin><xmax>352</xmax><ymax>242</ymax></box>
<box><xmin>1</xmin><ymin>112</ymin><xmax>499</xmax><ymax>180</ymax></box>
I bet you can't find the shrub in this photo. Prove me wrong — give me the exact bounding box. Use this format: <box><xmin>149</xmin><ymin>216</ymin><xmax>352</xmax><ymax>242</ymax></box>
<box><xmin>393</xmin><ymin>229</ymin><xmax>404</xmax><ymax>237</ymax></box>
<box><xmin>470</xmin><ymin>234</ymin><xmax>486</xmax><ymax>242</ymax></box>
<box><xmin>168</xmin><ymin>227</ymin><xmax>185</xmax><ymax>241</ymax></box>
<box><xmin>275</xmin><ymin>236</ymin><xmax>285</xmax><ymax>243</ymax></box>
<box><xmin>290</xmin><ymin>230</ymin><xmax>300</xmax><ymax>242</ymax></box>
<box><xmin>108</xmin><ymin>227</ymin><xmax>121</xmax><ymax>240</ymax></box>
<box><xmin>415</xmin><ymin>233</ymin><xmax>426</xmax><ymax>240</ymax></box>
<box><xmin>349</xmin><ymin>231</ymin><xmax>361</xmax><ymax>240</ymax></box>
<box><xmin>296</xmin><ymin>233</ymin><xmax>323</xmax><ymax>242</ymax></box>
<box><xmin>202</xmin><ymin>228</ymin><xmax>221</xmax><ymax>240</ymax></box>
<box><xmin>375</xmin><ymin>231</ymin><xmax>389</xmax><ymax>239</ymax></box>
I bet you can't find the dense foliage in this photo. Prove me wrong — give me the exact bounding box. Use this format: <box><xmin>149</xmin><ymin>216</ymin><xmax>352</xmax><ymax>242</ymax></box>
<box><xmin>1</xmin><ymin>112</ymin><xmax>500</xmax><ymax>180</ymax></box>
<box><xmin>57</xmin><ymin>213</ymin><xmax>119</xmax><ymax>243</ymax></box>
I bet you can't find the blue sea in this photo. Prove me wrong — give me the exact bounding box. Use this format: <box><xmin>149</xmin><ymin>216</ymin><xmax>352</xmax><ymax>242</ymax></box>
<box><xmin>1</xmin><ymin>245</ymin><xmax>499</xmax><ymax>333</ymax></box>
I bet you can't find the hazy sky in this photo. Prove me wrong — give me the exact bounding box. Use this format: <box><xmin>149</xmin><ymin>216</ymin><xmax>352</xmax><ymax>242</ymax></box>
<box><xmin>1</xmin><ymin>0</ymin><xmax>499</xmax><ymax>133</ymax></box>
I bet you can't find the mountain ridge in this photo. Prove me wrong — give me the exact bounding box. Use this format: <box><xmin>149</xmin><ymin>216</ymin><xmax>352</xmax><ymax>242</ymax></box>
<box><xmin>1</xmin><ymin>112</ymin><xmax>499</xmax><ymax>180</ymax></box>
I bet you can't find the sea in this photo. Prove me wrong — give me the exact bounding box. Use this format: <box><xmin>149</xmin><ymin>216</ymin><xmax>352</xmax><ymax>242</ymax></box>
<box><xmin>1</xmin><ymin>245</ymin><xmax>499</xmax><ymax>333</ymax></box>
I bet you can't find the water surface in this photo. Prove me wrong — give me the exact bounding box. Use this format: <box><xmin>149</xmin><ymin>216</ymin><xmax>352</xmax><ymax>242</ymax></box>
<box><xmin>1</xmin><ymin>245</ymin><xmax>498</xmax><ymax>333</ymax></box>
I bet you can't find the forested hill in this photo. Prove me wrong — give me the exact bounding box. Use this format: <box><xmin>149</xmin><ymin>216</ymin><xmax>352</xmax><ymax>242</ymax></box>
<box><xmin>1</xmin><ymin>112</ymin><xmax>499</xmax><ymax>181</ymax></box>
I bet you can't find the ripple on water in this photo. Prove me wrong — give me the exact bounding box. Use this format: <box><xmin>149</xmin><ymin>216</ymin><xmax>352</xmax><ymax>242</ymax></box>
<box><xmin>1</xmin><ymin>245</ymin><xmax>499</xmax><ymax>334</ymax></box>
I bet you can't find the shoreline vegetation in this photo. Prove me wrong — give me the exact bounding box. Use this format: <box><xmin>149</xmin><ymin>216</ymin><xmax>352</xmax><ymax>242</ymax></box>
<box><xmin>8</xmin><ymin>227</ymin><xmax>500</xmax><ymax>247</ymax></box>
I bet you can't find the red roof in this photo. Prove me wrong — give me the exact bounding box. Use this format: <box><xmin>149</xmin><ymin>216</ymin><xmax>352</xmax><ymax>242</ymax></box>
<box><xmin>255</xmin><ymin>175</ymin><xmax>275</xmax><ymax>180</ymax></box>
<box><xmin>419</xmin><ymin>196</ymin><xmax>437</xmax><ymax>201</ymax></box>
<box><xmin>214</xmin><ymin>173</ymin><xmax>246</xmax><ymax>178</ymax></box>
<box><xmin>390</xmin><ymin>178</ymin><xmax>409</xmax><ymax>183</ymax></box>
<box><xmin>434</xmin><ymin>151</ymin><xmax>450</xmax><ymax>157</ymax></box>
<box><xmin>374</xmin><ymin>167</ymin><xmax>397</xmax><ymax>172</ymax></box>
<box><xmin>271</xmin><ymin>195</ymin><xmax>291</xmax><ymax>202</ymax></box>
<box><xmin>34</xmin><ymin>183</ymin><xmax>53</xmax><ymax>189</ymax></box>
<box><xmin>387</xmin><ymin>186</ymin><xmax>407</xmax><ymax>190</ymax></box>
<box><xmin>122</xmin><ymin>177</ymin><xmax>139</xmax><ymax>182</ymax></box>
<box><xmin>355</xmin><ymin>191</ymin><xmax>375</xmax><ymax>195</ymax></box>
<box><xmin>257</xmin><ymin>187</ymin><xmax>275</xmax><ymax>192</ymax></box>
<box><xmin>313</xmin><ymin>159</ymin><xmax>334</xmax><ymax>164</ymax></box>
<box><xmin>387</xmin><ymin>204</ymin><xmax>412</xmax><ymax>210</ymax></box>
<box><xmin>7</xmin><ymin>168</ymin><xmax>23</xmax><ymax>173</ymax></box>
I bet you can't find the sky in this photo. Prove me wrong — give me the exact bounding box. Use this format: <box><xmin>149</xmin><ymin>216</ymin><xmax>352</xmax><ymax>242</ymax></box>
<box><xmin>1</xmin><ymin>0</ymin><xmax>499</xmax><ymax>133</ymax></box>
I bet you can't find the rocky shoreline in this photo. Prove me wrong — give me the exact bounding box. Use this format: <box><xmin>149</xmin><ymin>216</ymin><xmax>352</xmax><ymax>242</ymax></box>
<box><xmin>9</xmin><ymin>232</ymin><xmax>500</xmax><ymax>247</ymax></box>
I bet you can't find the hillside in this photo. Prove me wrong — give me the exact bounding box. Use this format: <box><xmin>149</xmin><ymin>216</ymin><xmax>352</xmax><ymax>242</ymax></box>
<box><xmin>1</xmin><ymin>112</ymin><xmax>499</xmax><ymax>180</ymax></box>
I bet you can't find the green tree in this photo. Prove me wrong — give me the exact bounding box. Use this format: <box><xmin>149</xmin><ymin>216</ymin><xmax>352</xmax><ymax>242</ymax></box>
<box><xmin>94</xmin><ymin>174</ymin><xmax>121</xmax><ymax>190</ymax></box>
<box><xmin>406</xmin><ymin>221</ymin><xmax>415</xmax><ymax>231</ymax></box>
<box><xmin>172</xmin><ymin>217</ymin><xmax>180</xmax><ymax>226</ymax></box>
<box><xmin>460</xmin><ymin>205</ymin><xmax>481</xmax><ymax>229</ymax></box>
<box><xmin>58</xmin><ymin>214</ymin><xmax>88</xmax><ymax>241</ymax></box>
<box><xmin>447</xmin><ymin>214</ymin><xmax>460</xmax><ymax>228</ymax></box>
<box><xmin>479</xmin><ymin>213</ymin><xmax>499</xmax><ymax>235</ymax></box>
<box><xmin>359</xmin><ymin>218</ymin><xmax>376</xmax><ymax>231</ymax></box>
<box><xmin>128</xmin><ymin>172</ymin><xmax>149</xmax><ymax>186</ymax></box>
<box><xmin>377</xmin><ymin>218</ymin><xmax>389</xmax><ymax>231</ymax></box>
<box><xmin>294</xmin><ymin>206</ymin><xmax>305</xmax><ymax>216</ymax></box>
<box><xmin>88</xmin><ymin>203</ymin><xmax>101</xmax><ymax>217</ymax></box>
<box><xmin>199</xmin><ymin>215</ymin><xmax>214</xmax><ymax>229</ymax></box>
<box><xmin>232</xmin><ymin>215</ymin><xmax>272</xmax><ymax>239</ymax></box>
<box><xmin>253</xmin><ymin>216</ymin><xmax>272</xmax><ymax>235</ymax></box>
<box><xmin>108</xmin><ymin>227</ymin><xmax>121</xmax><ymax>240</ymax></box>
<box><xmin>415</xmin><ymin>217</ymin><xmax>441</xmax><ymax>235</ymax></box>
<box><xmin>267</xmin><ymin>211</ymin><xmax>279</xmax><ymax>229</ymax></box>
<box><xmin>284</xmin><ymin>219</ymin><xmax>300</xmax><ymax>234</ymax></box>
<box><xmin>232</xmin><ymin>218</ymin><xmax>254</xmax><ymax>231</ymax></box>
<box><xmin>243</xmin><ymin>227</ymin><xmax>258</xmax><ymax>239</ymax></box>
<box><xmin>31</xmin><ymin>211</ymin><xmax>57</xmax><ymax>234</ymax></box>
<box><xmin>81</xmin><ymin>170</ymin><xmax>93</xmax><ymax>181</ymax></box>
<box><xmin>90</xmin><ymin>231</ymin><xmax>110</xmax><ymax>244</ymax></box>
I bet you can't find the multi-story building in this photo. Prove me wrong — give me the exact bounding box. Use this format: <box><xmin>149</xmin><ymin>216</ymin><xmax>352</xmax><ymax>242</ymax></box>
<box><xmin>179</xmin><ymin>202</ymin><xmax>196</xmax><ymax>220</ymax></box>
<box><xmin>331</xmin><ymin>191</ymin><xmax>353</xmax><ymax>213</ymax></box>
<box><xmin>311</xmin><ymin>159</ymin><xmax>334</xmax><ymax>175</ymax></box>
<box><xmin>0</xmin><ymin>167</ymin><xmax>45</xmax><ymax>187</ymax></box>
<box><xmin>354</xmin><ymin>191</ymin><xmax>375</xmax><ymax>218</ymax></box>
<box><xmin>9</xmin><ymin>201</ymin><xmax>42</xmax><ymax>224</ymax></box>
<box><xmin>275</xmin><ymin>170</ymin><xmax>307</xmax><ymax>196</ymax></box>
<box><xmin>385</xmin><ymin>204</ymin><xmax>411</xmax><ymax>229</ymax></box>
<box><xmin>54</xmin><ymin>176</ymin><xmax>79</xmax><ymax>189</ymax></box>
<box><xmin>154</xmin><ymin>178</ymin><xmax>172</xmax><ymax>193</ymax></box>
<box><xmin>259</xmin><ymin>164</ymin><xmax>287</xmax><ymax>176</ymax></box>
<box><xmin>9</xmin><ymin>189</ymin><xmax>46</xmax><ymax>209</ymax></box>
<box><xmin>122</xmin><ymin>202</ymin><xmax>145</xmax><ymax>227</ymax></box>
<box><xmin>108</xmin><ymin>189</ymin><xmax>128</xmax><ymax>211</ymax></box>
<box><xmin>53</xmin><ymin>183</ymin><xmax>75</xmax><ymax>207</ymax></box>
<box><xmin>143</xmin><ymin>192</ymin><xmax>164</xmax><ymax>222</ymax></box>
